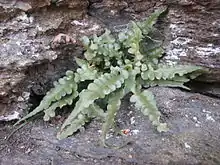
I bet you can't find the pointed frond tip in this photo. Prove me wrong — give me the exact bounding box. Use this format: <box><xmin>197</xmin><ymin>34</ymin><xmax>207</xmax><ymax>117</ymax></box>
<box><xmin>137</xmin><ymin>7</ymin><xmax>167</xmax><ymax>36</ymax></box>
<box><xmin>141</xmin><ymin>65</ymin><xmax>203</xmax><ymax>81</ymax></box>
<box><xmin>130</xmin><ymin>90</ymin><xmax>168</xmax><ymax>132</ymax></box>
<box><xmin>14</xmin><ymin>70</ymin><xmax>77</xmax><ymax>126</ymax></box>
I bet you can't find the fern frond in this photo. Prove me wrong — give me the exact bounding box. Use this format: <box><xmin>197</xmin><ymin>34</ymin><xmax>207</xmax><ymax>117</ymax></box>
<box><xmin>118</xmin><ymin>22</ymin><xmax>144</xmax><ymax>60</ymax></box>
<box><xmin>101</xmin><ymin>89</ymin><xmax>124</xmax><ymax>146</ymax></box>
<box><xmin>59</xmin><ymin>67</ymin><xmax>129</xmax><ymax>136</ymax></box>
<box><xmin>82</xmin><ymin>30</ymin><xmax>123</xmax><ymax>65</ymax></box>
<box><xmin>142</xmin><ymin>75</ymin><xmax>191</xmax><ymax>90</ymax></box>
<box><xmin>130</xmin><ymin>90</ymin><xmax>168</xmax><ymax>132</ymax></box>
<box><xmin>141</xmin><ymin>65</ymin><xmax>203</xmax><ymax>81</ymax></box>
<box><xmin>74</xmin><ymin>57</ymin><xmax>99</xmax><ymax>82</ymax></box>
<box><xmin>137</xmin><ymin>8</ymin><xmax>167</xmax><ymax>36</ymax></box>
<box><xmin>57</xmin><ymin>103</ymin><xmax>106</xmax><ymax>139</ymax></box>
<box><xmin>15</xmin><ymin>71</ymin><xmax>76</xmax><ymax>125</ymax></box>
<box><xmin>43</xmin><ymin>92</ymin><xmax>78</xmax><ymax>121</ymax></box>
<box><xmin>143</xmin><ymin>80</ymin><xmax>190</xmax><ymax>90</ymax></box>
<box><xmin>57</xmin><ymin>113</ymin><xmax>88</xmax><ymax>139</ymax></box>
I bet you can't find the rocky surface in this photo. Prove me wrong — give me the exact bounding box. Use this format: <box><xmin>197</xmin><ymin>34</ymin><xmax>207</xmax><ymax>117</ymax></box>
<box><xmin>1</xmin><ymin>87</ymin><xmax>220</xmax><ymax>165</ymax></box>
<box><xmin>0</xmin><ymin>0</ymin><xmax>219</xmax><ymax>120</ymax></box>
<box><xmin>0</xmin><ymin>0</ymin><xmax>220</xmax><ymax>164</ymax></box>
<box><xmin>0</xmin><ymin>0</ymin><xmax>103</xmax><ymax>120</ymax></box>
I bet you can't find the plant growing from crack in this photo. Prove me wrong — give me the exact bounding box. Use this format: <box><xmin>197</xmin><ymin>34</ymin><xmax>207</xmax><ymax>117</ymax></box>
<box><xmin>15</xmin><ymin>8</ymin><xmax>204</xmax><ymax>147</ymax></box>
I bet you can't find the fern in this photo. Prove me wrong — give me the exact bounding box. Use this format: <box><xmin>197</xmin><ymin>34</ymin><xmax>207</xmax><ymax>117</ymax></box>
<box><xmin>15</xmin><ymin>70</ymin><xmax>77</xmax><ymax>125</ymax></box>
<box><xmin>130</xmin><ymin>90</ymin><xmax>168</xmax><ymax>132</ymax></box>
<box><xmin>74</xmin><ymin>57</ymin><xmax>99</xmax><ymax>82</ymax></box>
<box><xmin>16</xmin><ymin>8</ymin><xmax>205</xmax><ymax>147</ymax></box>
<box><xmin>119</xmin><ymin>21</ymin><xmax>144</xmax><ymax>60</ymax></box>
<box><xmin>101</xmin><ymin>89</ymin><xmax>124</xmax><ymax>146</ymax></box>
<box><xmin>141</xmin><ymin>65</ymin><xmax>203</xmax><ymax>81</ymax></box>
<box><xmin>58</xmin><ymin>67</ymin><xmax>128</xmax><ymax>139</ymax></box>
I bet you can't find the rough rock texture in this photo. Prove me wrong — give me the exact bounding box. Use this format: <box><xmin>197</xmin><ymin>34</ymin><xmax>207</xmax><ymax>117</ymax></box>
<box><xmin>1</xmin><ymin>0</ymin><xmax>219</xmax><ymax>120</ymax></box>
<box><xmin>0</xmin><ymin>0</ymin><xmax>103</xmax><ymax>120</ymax></box>
<box><xmin>1</xmin><ymin>88</ymin><xmax>220</xmax><ymax>165</ymax></box>
<box><xmin>0</xmin><ymin>0</ymin><xmax>220</xmax><ymax>164</ymax></box>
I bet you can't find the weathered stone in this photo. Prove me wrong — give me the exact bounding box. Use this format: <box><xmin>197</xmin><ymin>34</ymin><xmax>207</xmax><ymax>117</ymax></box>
<box><xmin>163</xmin><ymin>0</ymin><xmax>220</xmax><ymax>83</ymax></box>
<box><xmin>0</xmin><ymin>0</ymin><xmax>100</xmax><ymax>121</ymax></box>
<box><xmin>1</xmin><ymin>88</ymin><xmax>220</xmax><ymax>164</ymax></box>
<box><xmin>0</xmin><ymin>0</ymin><xmax>220</xmax><ymax>164</ymax></box>
<box><xmin>1</xmin><ymin>0</ymin><xmax>219</xmax><ymax>119</ymax></box>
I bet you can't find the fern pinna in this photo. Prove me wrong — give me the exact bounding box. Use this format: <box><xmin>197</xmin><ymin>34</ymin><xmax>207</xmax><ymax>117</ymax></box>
<box><xmin>15</xmin><ymin>8</ymin><xmax>204</xmax><ymax>147</ymax></box>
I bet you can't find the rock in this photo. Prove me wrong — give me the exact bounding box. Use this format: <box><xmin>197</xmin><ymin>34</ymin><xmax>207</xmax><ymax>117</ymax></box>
<box><xmin>1</xmin><ymin>88</ymin><xmax>220</xmax><ymax>164</ymax></box>
<box><xmin>1</xmin><ymin>0</ymin><xmax>220</xmax><ymax>164</ymax></box>
<box><xmin>0</xmin><ymin>0</ymin><xmax>103</xmax><ymax>121</ymax></box>
<box><xmin>0</xmin><ymin>0</ymin><xmax>219</xmax><ymax>125</ymax></box>
<box><xmin>163</xmin><ymin>0</ymin><xmax>220</xmax><ymax>83</ymax></box>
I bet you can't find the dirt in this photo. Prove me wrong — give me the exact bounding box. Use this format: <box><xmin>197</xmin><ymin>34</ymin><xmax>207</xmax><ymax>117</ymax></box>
<box><xmin>1</xmin><ymin>87</ymin><xmax>220</xmax><ymax>165</ymax></box>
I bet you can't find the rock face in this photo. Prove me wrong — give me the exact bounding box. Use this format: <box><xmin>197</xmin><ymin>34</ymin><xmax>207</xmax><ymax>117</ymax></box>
<box><xmin>1</xmin><ymin>88</ymin><xmax>220</xmax><ymax>165</ymax></box>
<box><xmin>0</xmin><ymin>0</ymin><xmax>102</xmax><ymax>121</ymax></box>
<box><xmin>2</xmin><ymin>0</ymin><xmax>219</xmax><ymax>121</ymax></box>
<box><xmin>0</xmin><ymin>0</ymin><xmax>219</xmax><ymax>123</ymax></box>
<box><xmin>0</xmin><ymin>0</ymin><xmax>220</xmax><ymax>164</ymax></box>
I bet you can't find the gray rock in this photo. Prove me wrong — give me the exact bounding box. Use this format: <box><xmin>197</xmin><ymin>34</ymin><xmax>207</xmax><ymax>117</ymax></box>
<box><xmin>0</xmin><ymin>0</ymin><xmax>220</xmax><ymax>164</ymax></box>
<box><xmin>1</xmin><ymin>88</ymin><xmax>220</xmax><ymax>165</ymax></box>
<box><xmin>0</xmin><ymin>0</ymin><xmax>101</xmax><ymax>121</ymax></box>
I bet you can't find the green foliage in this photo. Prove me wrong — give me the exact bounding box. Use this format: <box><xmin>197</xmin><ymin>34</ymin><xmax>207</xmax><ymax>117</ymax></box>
<box><xmin>15</xmin><ymin>70</ymin><xmax>78</xmax><ymax>125</ymax></box>
<box><xmin>16</xmin><ymin>8</ymin><xmax>205</xmax><ymax>147</ymax></box>
<box><xmin>101</xmin><ymin>89</ymin><xmax>124</xmax><ymax>147</ymax></box>
<box><xmin>130</xmin><ymin>90</ymin><xmax>168</xmax><ymax>132</ymax></box>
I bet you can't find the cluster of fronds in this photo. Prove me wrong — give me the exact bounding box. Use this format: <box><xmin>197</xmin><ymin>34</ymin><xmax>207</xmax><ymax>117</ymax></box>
<box><xmin>16</xmin><ymin>8</ymin><xmax>204</xmax><ymax>147</ymax></box>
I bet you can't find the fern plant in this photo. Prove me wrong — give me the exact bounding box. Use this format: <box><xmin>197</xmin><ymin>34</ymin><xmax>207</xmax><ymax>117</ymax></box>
<box><xmin>15</xmin><ymin>8</ymin><xmax>204</xmax><ymax>147</ymax></box>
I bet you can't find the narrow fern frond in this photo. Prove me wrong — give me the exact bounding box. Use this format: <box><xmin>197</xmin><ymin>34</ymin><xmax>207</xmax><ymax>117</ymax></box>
<box><xmin>137</xmin><ymin>8</ymin><xmax>167</xmax><ymax>36</ymax></box>
<box><xmin>118</xmin><ymin>22</ymin><xmax>144</xmax><ymax>60</ymax></box>
<box><xmin>60</xmin><ymin>67</ymin><xmax>129</xmax><ymax>133</ymax></box>
<box><xmin>142</xmin><ymin>75</ymin><xmax>191</xmax><ymax>90</ymax></box>
<box><xmin>141</xmin><ymin>65</ymin><xmax>203</xmax><ymax>81</ymax></box>
<box><xmin>14</xmin><ymin>71</ymin><xmax>76</xmax><ymax>125</ymax></box>
<box><xmin>74</xmin><ymin>57</ymin><xmax>99</xmax><ymax>82</ymax></box>
<box><xmin>57</xmin><ymin>113</ymin><xmax>88</xmax><ymax>139</ymax></box>
<box><xmin>130</xmin><ymin>90</ymin><xmax>168</xmax><ymax>132</ymax></box>
<box><xmin>101</xmin><ymin>89</ymin><xmax>124</xmax><ymax>146</ymax></box>
<box><xmin>43</xmin><ymin>92</ymin><xmax>78</xmax><ymax>121</ymax></box>
<box><xmin>143</xmin><ymin>79</ymin><xmax>190</xmax><ymax>90</ymax></box>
